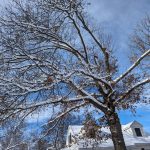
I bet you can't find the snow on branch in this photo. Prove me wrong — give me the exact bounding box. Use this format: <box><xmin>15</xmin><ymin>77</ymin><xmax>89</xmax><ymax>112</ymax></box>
<box><xmin>116</xmin><ymin>78</ymin><xmax>150</xmax><ymax>102</ymax></box>
<box><xmin>5</xmin><ymin>142</ymin><xmax>26</xmax><ymax>150</ymax></box>
<box><xmin>67</xmin><ymin>80</ymin><xmax>108</xmax><ymax>112</ymax></box>
<box><xmin>114</xmin><ymin>49</ymin><xmax>150</xmax><ymax>84</ymax></box>
<box><xmin>0</xmin><ymin>76</ymin><xmax>58</xmax><ymax>93</ymax></box>
<box><xmin>43</xmin><ymin>102</ymin><xmax>87</xmax><ymax>127</ymax></box>
<box><xmin>77</xmin><ymin>69</ymin><xmax>112</xmax><ymax>90</ymax></box>
<box><xmin>39</xmin><ymin>118</ymin><xmax>61</xmax><ymax>140</ymax></box>
<box><xmin>39</xmin><ymin>102</ymin><xmax>87</xmax><ymax>140</ymax></box>
<box><xmin>12</xmin><ymin>96</ymin><xmax>90</xmax><ymax>111</ymax></box>
<box><xmin>80</xmin><ymin>88</ymin><xmax>108</xmax><ymax>112</ymax></box>
<box><xmin>1</xmin><ymin>95</ymin><xmax>90</xmax><ymax>122</ymax></box>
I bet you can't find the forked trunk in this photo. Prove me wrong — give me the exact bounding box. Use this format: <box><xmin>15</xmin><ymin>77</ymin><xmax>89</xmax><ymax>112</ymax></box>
<box><xmin>107</xmin><ymin>112</ymin><xmax>127</xmax><ymax>150</ymax></box>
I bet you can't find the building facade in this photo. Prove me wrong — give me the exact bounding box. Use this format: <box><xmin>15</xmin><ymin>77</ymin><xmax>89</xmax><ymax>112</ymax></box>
<box><xmin>62</xmin><ymin>121</ymin><xmax>150</xmax><ymax>150</ymax></box>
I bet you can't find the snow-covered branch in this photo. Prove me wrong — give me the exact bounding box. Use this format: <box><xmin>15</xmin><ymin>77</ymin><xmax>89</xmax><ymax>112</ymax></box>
<box><xmin>10</xmin><ymin>96</ymin><xmax>89</xmax><ymax>111</ymax></box>
<box><xmin>116</xmin><ymin>78</ymin><xmax>150</xmax><ymax>102</ymax></box>
<box><xmin>5</xmin><ymin>142</ymin><xmax>26</xmax><ymax>150</ymax></box>
<box><xmin>67</xmin><ymin>80</ymin><xmax>108</xmax><ymax>112</ymax></box>
<box><xmin>77</xmin><ymin>69</ymin><xmax>112</xmax><ymax>91</ymax></box>
<box><xmin>114</xmin><ymin>49</ymin><xmax>150</xmax><ymax>84</ymax></box>
<box><xmin>44</xmin><ymin>102</ymin><xmax>87</xmax><ymax>127</ymax></box>
<box><xmin>0</xmin><ymin>76</ymin><xmax>58</xmax><ymax>93</ymax></box>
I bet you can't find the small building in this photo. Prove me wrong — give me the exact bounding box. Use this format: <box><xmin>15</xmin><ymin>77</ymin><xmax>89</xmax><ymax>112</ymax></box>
<box><xmin>62</xmin><ymin>121</ymin><xmax>150</xmax><ymax>150</ymax></box>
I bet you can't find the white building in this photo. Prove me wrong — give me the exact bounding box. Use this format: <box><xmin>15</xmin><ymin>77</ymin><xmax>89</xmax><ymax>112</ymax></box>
<box><xmin>62</xmin><ymin>121</ymin><xmax>150</xmax><ymax>150</ymax></box>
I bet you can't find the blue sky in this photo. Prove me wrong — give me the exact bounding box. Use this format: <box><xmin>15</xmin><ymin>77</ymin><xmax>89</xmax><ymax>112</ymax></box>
<box><xmin>119</xmin><ymin>107</ymin><xmax>150</xmax><ymax>132</ymax></box>
<box><xmin>0</xmin><ymin>0</ymin><xmax>150</xmax><ymax>132</ymax></box>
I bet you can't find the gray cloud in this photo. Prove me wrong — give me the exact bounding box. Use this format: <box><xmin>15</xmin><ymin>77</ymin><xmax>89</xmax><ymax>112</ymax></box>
<box><xmin>88</xmin><ymin>0</ymin><xmax>150</xmax><ymax>69</ymax></box>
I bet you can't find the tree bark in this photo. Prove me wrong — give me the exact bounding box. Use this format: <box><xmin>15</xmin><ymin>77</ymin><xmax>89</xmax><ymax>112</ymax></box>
<box><xmin>107</xmin><ymin>112</ymin><xmax>127</xmax><ymax>150</ymax></box>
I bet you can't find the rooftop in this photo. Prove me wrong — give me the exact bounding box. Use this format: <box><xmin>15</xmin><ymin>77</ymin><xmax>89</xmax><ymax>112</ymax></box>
<box><xmin>63</xmin><ymin>121</ymin><xmax>150</xmax><ymax>149</ymax></box>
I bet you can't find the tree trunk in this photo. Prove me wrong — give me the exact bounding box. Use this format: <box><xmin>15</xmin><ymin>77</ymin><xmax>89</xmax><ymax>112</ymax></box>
<box><xmin>107</xmin><ymin>112</ymin><xmax>127</xmax><ymax>150</ymax></box>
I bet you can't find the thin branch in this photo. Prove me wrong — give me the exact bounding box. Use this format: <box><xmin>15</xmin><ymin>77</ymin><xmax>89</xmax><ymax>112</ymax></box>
<box><xmin>68</xmin><ymin>14</ymin><xmax>89</xmax><ymax>63</ymax></box>
<box><xmin>5</xmin><ymin>142</ymin><xmax>26</xmax><ymax>150</ymax></box>
<box><xmin>114</xmin><ymin>49</ymin><xmax>150</xmax><ymax>84</ymax></box>
<box><xmin>67</xmin><ymin>80</ymin><xmax>108</xmax><ymax>112</ymax></box>
<box><xmin>43</xmin><ymin>102</ymin><xmax>87</xmax><ymax>127</ymax></box>
<box><xmin>76</xmin><ymin>12</ymin><xmax>111</xmax><ymax>75</ymax></box>
<box><xmin>116</xmin><ymin>78</ymin><xmax>150</xmax><ymax>103</ymax></box>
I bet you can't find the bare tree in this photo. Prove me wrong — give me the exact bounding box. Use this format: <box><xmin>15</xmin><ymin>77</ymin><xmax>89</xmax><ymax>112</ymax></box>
<box><xmin>131</xmin><ymin>15</ymin><xmax>150</xmax><ymax>52</ymax></box>
<box><xmin>0</xmin><ymin>0</ymin><xmax>149</xmax><ymax>150</ymax></box>
<box><xmin>0</xmin><ymin>118</ymin><xmax>27</xmax><ymax>150</ymax></box>
<box><xmin>130</xmin><ymin>15</ymin><xmax>150</xmax><ymax>74</ymax></box>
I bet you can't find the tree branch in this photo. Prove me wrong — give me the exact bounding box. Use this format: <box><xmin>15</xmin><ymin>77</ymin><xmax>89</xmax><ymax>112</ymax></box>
<box><xmin>67</xmin><ymin>80</ymin><xmax>108</xmax><ymax>112</ymax></box>
<box><xmin>43</xmin><ymin>102</ymin><xmax>87</xmax><ymax>127</ymax></box>
<box><xmin>76</xmin><ymin>12</ymin><xmax>111</xmax><ymax>75</ymax></box>
<box><xmin>68</xmin><ymin>14</ymin><xmax>89</xmax><ymax>63</ymax></box>
<box><xmin>114</xmin><ymin>49</ymin><xmax>150</xmax><ymax>84</ymax></box>
<box><xmin>116</xmin><ymin>78</ymin><xmax>150</xmax><ymax>103</ymax></box>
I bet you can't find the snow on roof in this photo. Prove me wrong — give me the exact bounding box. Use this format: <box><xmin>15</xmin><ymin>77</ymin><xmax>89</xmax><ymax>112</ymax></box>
<box><xmin>122</xmin><ymin>121</ymin><xmax>134</xmax><ymax>130</ymax></box>
<box><xmin>69</xmin><ymin>125</ymin><xmax>111</xmax><ymax>136</ymax></box>
<box><xmin>66</xmin><ymin>121</ymin><xmax>150</xmax><ymax>149</ymax></box>
<box><xmin>69</xmin><ymin>125</ymin><xmax>83</xmax><ymax>135</ymax></box>
<box><xmin>68</xmin><ymin>120</ymin><xmax>141</xmax><ymax>133</ymax></box>
<box><xmin>122</xmin><ymin>120</ymin><xmax>143</xmax><ymax>130</ymax></box>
